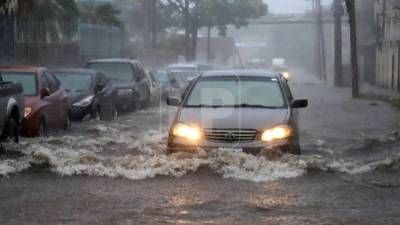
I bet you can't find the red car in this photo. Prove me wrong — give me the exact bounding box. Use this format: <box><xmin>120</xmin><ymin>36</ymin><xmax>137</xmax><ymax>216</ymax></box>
<box><xmin>0</xmin><ymin>66</ymin><xmax>70</xmax><ymax>137</ymax></box>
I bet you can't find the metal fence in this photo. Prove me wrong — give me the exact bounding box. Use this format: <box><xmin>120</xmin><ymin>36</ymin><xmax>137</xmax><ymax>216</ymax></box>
<box><xmin>0</xmin><ymin>20</ymin><xmax>127</xmax><ymax>68</ymax></box>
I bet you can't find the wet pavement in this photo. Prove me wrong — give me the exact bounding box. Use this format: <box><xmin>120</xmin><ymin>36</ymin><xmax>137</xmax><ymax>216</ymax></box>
<box><xmin>1</xmin><ymin>72</ymin><xmax>400</xmax><ymax>225</ymax></box>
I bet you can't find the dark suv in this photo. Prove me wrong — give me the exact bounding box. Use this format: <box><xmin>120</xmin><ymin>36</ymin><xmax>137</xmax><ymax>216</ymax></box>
<box><xmin>166</xmin><ymin>70</ymin><xmax>308</xmax><ymax>155</ymax></box>
<box><xmin>85</xmin><ymin>58</ymin><xmax>151</xmax><ymax>113</ymax></box>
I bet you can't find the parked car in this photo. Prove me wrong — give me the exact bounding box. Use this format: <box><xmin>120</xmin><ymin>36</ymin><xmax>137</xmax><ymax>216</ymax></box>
<box><xmin>148</xmin><ymin>69</ymin><xmax>169</xmax><ymax>101</ymax></box>
<box><xmin>167</xmin><ymin>63</ymin><xmax>213</xmax><ymax>82</ymax></box>
<box><xmin>0</xmin><ymin>66</ymin><xmax>70</xmax><ymax>137</ymax></box>
<box><xmin>166</xmin><ymin>70</ymin><xmax>308</xmax><ymax>155</ymax></box>
<box><xmin>52</xmin><ymin>69</ymin><xmax>117</xmax><ymax>121</ymax></box>
<box><xmin>167</xmin><ymin>71</ymin><xmax>191</xmax><ymax>100</ymax></box>
<box><xmin>0</xmin><ymin>76</ymin><xmax>24</xmax><ymax>143</ymax></box>
<box><xmin>84</xmin><ymin>58</ymin><xmax>151</xmax><ymax>113</ymax></box>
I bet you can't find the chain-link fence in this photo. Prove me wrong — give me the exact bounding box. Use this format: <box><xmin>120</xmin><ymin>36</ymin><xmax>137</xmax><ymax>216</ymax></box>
<box><xmin>0</xmin><ymin>19</ymin><xmax>127</xmax><ymax>68</ymax></box>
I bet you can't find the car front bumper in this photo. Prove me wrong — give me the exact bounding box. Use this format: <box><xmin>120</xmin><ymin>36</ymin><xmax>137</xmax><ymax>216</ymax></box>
<box><xmin>167</xmin><ymin>136</ymin><xmax>293</xmax><ymax>155</ymax></box>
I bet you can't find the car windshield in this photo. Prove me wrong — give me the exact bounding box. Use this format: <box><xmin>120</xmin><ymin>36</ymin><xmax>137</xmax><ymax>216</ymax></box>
<box><xmin>1</xmin><ymin>72</ymin><xmax>37</xmax><ymax>96</ymax></box>
<box><xmin>54</xmin><ymin>73</ymin><xmax>93</xmax><ymax>92</ymax></box>
<box><xmin>87</xmin><ymin>63</ymin><xmax>133</xmax><ymax>81</ymax></box>
<box><xmin>186</xmin><ymin>76</ymin><xmax>285</xmax><ymax>108</ymax></box>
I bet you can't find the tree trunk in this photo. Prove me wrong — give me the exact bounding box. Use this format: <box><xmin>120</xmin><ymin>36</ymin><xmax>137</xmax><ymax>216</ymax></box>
<box><xmin>334</xmin><ymin>0</ymin><xmax>344</xmax><ymax>86</ymax></box>
<box><xmin>345</xmin><ymin>0</ymin><xmax>359</xmax><ymax>97</ymax></box>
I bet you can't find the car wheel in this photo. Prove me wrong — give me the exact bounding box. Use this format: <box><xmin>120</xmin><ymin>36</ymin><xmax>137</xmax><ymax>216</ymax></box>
<box><xmin>112</xmin><ymin>105</ymin><xmax>119</xmax><ymax>119</ymax></box>
<box><xmin>63</xmin><ymin>112</ymin><xmax>71</xmax><ymax>130</ymax></box>
<box><xmin>96</xmin><ymin>106</ymin><xmax>103</xmax><ymax>121</ymax></box>
<box><xmin>2</xmin><ymin>116</ymin><xmax>19</xmax><ymax>143</ymax></box>
<box><xmin>38</xmin><ymin>119</ymin><xmax>47</xmax><ymax>137</ymax></box>
<box><xmin>288</xmin><ymin>144</ymin><xmax>301</xmax><ymax>155</ymax></box>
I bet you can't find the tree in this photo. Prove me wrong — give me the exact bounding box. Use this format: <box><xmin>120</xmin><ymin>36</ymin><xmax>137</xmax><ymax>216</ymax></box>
<box><xmin>17</xmin><ymin>0</ymin><xmax>80</xmax><ymax>42</ymax></box>
<box><xmin>166</xmin><ymin>0</ymin><xmax>267</xmax><ymax>61</ymax></box>
<box><xmin>344</xmin><ymin>0</ymin><xmax>359</xmax><ymax>97</ymax></box>
<box><xmin>0</xmin><ymin>0</ymin><xmax>17</xmax><ymax>15</ymax></box>
<box><xmin>79</xmin><ymin>3</ymin><xmax>122</xmax><ymax>27</ymax></box>
<box><xmin>333</xmin><ymin>0</ymin><xmax>344</xmax><ymax>86</ymax></box>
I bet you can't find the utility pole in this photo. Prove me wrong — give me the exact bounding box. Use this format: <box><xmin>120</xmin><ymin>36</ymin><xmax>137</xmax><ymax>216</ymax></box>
<box><xmin>334</xmin><ymin>0</ymin><xmax>344</xmax><ymax>86</ymax></box>
<box><xmin>316</xmin><ymin>0</ymin><xmax>327</xmax><ymax>81</ymax></box>
<box><xmin>345</xmin><ymin>0</ymin><xmax>360</xmax><ymax>97</ymax></box>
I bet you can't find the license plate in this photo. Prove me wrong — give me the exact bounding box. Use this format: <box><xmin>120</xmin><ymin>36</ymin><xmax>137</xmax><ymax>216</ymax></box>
<box><xmin>218</xmin><ymin>148</ymin><xmax>243</xmax><ymax>153</ymax></box>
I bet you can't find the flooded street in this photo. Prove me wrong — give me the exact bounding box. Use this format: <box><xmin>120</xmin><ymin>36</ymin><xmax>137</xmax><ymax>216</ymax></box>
<box><xmin>1</xmin><ymin>72</ymin><xmax>400</xmax><ymax>225</ymax></box>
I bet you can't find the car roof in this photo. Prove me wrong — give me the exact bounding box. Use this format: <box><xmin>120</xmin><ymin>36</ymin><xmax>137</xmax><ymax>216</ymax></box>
<box><xmin>86</xmin><ymin>58</ymin><xmax>139</xmax><ymax>64</ymax></box>
<box><xmin>50</xmin><ymin>68</ymin><xmax>97</xmax><ymax>75</ymax></box>
<box><xmin>201</xmin><ymin>70</ymin><xmax>279</xmax><ymax>78</ymax></box>
<box><xmin>168</xmin><ymin>64</ymin><xmax>198</xmax><ymax>68</ymax></box>
<box><xmin>0</xmin><ymin>65</ymin><xmax>44</xmax><ymax>73</ymax></box>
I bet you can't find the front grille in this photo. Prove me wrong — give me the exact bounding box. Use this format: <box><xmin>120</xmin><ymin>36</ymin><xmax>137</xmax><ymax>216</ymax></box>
<box><xmin>204</xmin><ymin>129</ymin><xmax>258</xmax><ymax>143</ymax></box>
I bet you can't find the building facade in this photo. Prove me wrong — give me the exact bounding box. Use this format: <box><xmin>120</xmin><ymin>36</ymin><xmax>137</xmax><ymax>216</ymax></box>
<box><xmin>375</xmin><ymin>0</ymin><xmax>400</xmax><ymax>91</ymax></box>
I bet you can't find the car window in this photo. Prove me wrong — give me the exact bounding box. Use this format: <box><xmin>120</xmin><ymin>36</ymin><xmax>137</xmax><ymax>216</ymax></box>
<box><xmin>132</xmin><ymin>64</ymin><xmax>145</xmax><ymax>81</ymax></box>
<box><xmin>54</xmin><ymin>73</ymin><xmax>93</xmax><ymax>92</ymax></box>
<box><xmin>186</xmin><ymin>76</ymin><xmax>285</xmax><ymax>108</ymax></box>
<box><xmin>40</xmin><ymin>73</ymin><xmax>50</xmax><ymax>90</ymax></box>
<box><xmin>96</xmin><ymin>73</ymin><xmax>109</xmax><ymax>85</ymax></box>
<box><xmin>1</xmin><ymin>72</ymin><xmax>37</xmax><ymax>96</ymax></box>
<box><xmin>43</xmin><ymin>72</ymin><xmax>60</xmax><ymax>93</ymax></box>
<box><xmin>86</xmin><ymin>62</ymin><xmax>134</xmax><ymax>81</ymax></box>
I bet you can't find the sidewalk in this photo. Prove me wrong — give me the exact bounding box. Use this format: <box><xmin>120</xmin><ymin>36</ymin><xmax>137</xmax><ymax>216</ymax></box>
<box><xmin>290</xmin><ymin>73</ymin><xmax>400</xmax><ymax>152</ymax></box>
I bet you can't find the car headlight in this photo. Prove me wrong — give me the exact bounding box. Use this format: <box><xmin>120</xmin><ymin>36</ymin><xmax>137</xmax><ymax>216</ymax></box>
<box><xmin>73</xmin><ymin>96</ymin><xmax>94</xmax><ymax>107</ymax></box>
<box><xmin>172</xmin><ymin>123</ymin><xmax>201</xmax><ymax>141</ymax></box>
<box><xmin>118</xmin><ymin>89</ymin><xmax>133</xmax><ymax>96</ymax></box>
<box><xmin>24</xmin><ymin>107</ymin><xmax>32</xmax><ymax>118</ymax></box>
<box><xmin>281</xmin><ymin>72</ymin><xmax>291</xmax><ymax>80</ymax></box>
<box><xmin>261</xmin><ymin>125</ymin><xmax>293</xmax><ymax>142</ymax></box>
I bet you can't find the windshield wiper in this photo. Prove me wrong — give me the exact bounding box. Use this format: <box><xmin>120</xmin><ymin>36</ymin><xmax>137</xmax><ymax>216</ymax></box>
<box><xmin>230</xmin><ymin>104</ymin><xmax>279</xmax><ymax>109</ymax></box>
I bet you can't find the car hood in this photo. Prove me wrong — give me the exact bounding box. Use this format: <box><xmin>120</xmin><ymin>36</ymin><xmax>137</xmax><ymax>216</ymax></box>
<box><xmin>66</xmin><ymin>91</ymin><xmax>92</xmax><ymax>104</ymax></box>
<box><xmin>178</xmin><ymin>108</ymin><xmax>289</xmax><ymax>130</ymax></box>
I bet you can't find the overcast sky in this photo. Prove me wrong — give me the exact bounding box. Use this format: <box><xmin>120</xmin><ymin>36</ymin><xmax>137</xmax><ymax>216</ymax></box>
<box><xmin>264</xmin><ymin>0</ymin><xmax>332</xmax><ymax>14</ymax></box>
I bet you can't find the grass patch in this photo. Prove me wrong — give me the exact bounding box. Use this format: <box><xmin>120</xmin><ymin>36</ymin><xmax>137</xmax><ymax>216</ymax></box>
<box><xmin>360</xmin><ymin>93</ymin><xmax>400</xmax><ymax>109</ymax></box>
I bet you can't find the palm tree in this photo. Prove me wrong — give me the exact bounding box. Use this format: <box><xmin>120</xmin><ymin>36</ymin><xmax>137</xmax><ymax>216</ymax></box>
<box><xmin>17</xmin><ymin>0</ymin><xmax>80</xmax><ymax>43</ymax></box>
<box><xmin>344</xmin><ymin>0</ymin><xmax>359</xmax><ymax>97</ymax></box>
<box><xmin>79</xmin><ymin>3</ymin><xmax>122</xmax><ymax>27</ymax></box>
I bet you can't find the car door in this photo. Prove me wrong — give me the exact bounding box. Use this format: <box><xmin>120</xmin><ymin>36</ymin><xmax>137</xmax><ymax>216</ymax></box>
<box><xmin>38</xmin><ymin>72</ymin><xmax>58</xmax><ymax>129</ymax></box>
<box><xmin>43</xmin><ymin>71</ymin><xmax>68</xmax><ymax>129</ymax></box>
<box><xmin>132</xmin><ymin>63</ymin><xmax>149</xmax><ymax>102</ymax></box>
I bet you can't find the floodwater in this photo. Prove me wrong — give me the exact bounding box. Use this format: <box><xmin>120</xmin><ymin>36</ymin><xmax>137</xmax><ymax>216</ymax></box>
<box><xmin>0</xmin><ymin>72</ymin><xmax>400</xmax><ymax>225</ymax></box>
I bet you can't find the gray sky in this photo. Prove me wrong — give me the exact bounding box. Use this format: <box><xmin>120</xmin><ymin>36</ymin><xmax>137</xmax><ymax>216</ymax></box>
<box><xmin>264</xmin><ymin>0</ymin><xmax>332</xmax><ymax>14</ymax></box>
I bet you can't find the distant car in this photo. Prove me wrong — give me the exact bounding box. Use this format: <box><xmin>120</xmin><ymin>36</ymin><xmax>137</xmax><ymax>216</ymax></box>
<box><xmin>52</xmin><ymin>69</ymin><xmax>117</xmax><ymax>121</ymax></box>
<box><xmin>149</xmin><ymin>69</ymin><xmax>169</xmax><ymax>100</ymax></box>
<box><xmin>273</xmin><ymin>65</ymin><xmax>291</xmax><ymax>80</ymax></box>
<box><xmin>0</xmin><ymin>66</ymin><xmax>70</xmax><ymax>137</ymax></box>
<box><xmin>84</xmin><ymin>58</ymin><xmax>152</xmax><ymax>113</ymax></box>
<box><xmin>0</xmin><ymin>76</ymin><xmax>24</xmax><ymax>143</ymax></box>
<box><xmin>167</xmin><ymin>63</ymin><xmax>213</xmax><ymax>81</ymax></box>
<box><xmin>166</xmin><ymin>70</ymin><xmax>308</xmax><ymax>155</ymax></box>
<box><xmin>167</xmin><ymin>71</ymin><xmax>190</xmax><ymax>100</ymax></box>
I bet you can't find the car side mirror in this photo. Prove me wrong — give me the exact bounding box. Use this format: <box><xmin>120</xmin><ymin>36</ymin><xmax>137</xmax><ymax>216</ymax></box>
<box><xmin>96</xmin><ymin>83</ymin><xmax>105</xmax><ymax>93</ymax></box>
<box><xmin>167</xmin><ymin>97</ymin><xmax>181</xmax><ymax>107</ymax></box>
<box><xmin>292</xmin><ymin>99</ymin><xmax>308</xmax><ymax>108</ymax></box>
<box><xmin>40</xmin><ymin>87</ymin><xmax>51</xmax><ymax>99</ymax></box>
<box><xmin>170</xmin><ymin>79</ymin><xmax>181</xmax><ymax>89</ymax></box>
